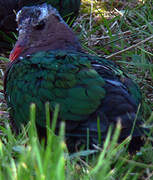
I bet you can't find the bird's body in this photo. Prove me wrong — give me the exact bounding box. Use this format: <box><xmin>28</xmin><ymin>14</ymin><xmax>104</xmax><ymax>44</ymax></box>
<box><xmin>4</xmin><ymin>4</ymin><xmax>145</xmax><ymax>152</ymax></box>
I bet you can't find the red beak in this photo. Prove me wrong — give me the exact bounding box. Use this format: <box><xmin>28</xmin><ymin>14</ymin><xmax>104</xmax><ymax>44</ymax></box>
<box><xmin>9</xmin><ymin>45</ymin><xmax>24</xmax><ymax>61</ymax></box>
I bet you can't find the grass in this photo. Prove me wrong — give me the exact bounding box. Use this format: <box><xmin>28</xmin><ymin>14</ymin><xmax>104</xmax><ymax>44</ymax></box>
<box><xmin>0</xmin><ymin>105</ymin><xmax>150</xmax><ymax>180</ymax></box>
<box><xmin>0</xmin><ymin>0</ymin><xmax>153</xmax><ymax>179</ymax></box>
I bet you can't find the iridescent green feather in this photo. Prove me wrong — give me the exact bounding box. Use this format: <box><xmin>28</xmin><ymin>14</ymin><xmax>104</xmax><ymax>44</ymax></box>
<box><xmin>5</xmin><ymin>50</ymin><xmax>110</xmax><ymax>128</ymax></box>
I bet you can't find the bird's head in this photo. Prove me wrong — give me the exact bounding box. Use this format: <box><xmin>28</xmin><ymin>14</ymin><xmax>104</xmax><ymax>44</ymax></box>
<box><xmin>16</xmin><ymin>3</ymin><xmax>64</xmax><ymax>33</ymax></box>
<box><xmin>10</xmin><ymin>3</ymin><xmax>81</xmax><ymax>61</ymax></box>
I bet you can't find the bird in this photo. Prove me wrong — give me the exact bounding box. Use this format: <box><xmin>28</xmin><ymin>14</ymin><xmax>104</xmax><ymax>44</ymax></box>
<box><xmin>0</xmin><ymin>0</ymin><xmax>81</xmax><ymax>52</ymax></box>
<box><xmin>4</xmin><ymin>3</ymin><xmax>146</xmax><ymax>153</ymax></box>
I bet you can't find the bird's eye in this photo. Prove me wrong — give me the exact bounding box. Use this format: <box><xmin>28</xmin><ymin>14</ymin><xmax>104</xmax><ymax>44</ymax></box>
<box><xmin>33</xmin><ymin>20</ymin><xmax>46</xmax><ymax>30</ymax></box>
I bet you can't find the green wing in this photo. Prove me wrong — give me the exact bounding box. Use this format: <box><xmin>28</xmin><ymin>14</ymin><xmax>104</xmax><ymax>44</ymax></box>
<box><xmin>5</xmin><ymin>50</ymin><xmax>105</xmax><ymax>128</ymax></box>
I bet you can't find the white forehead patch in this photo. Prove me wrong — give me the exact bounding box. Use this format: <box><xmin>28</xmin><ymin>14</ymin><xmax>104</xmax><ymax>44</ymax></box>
<box><xmin>16</xmin><ymin>3</ymin><xmax>49</xmax><ymax>23</ymax></box>
<box><xmin>38</xmin><ymin>3</ymin><xmax>49</xmax><ymax>21</ymax></box>
<box><xmin>38</xmin><ymin>3</ymin><xmax>64</xmax><ymax>23</ymax></box>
